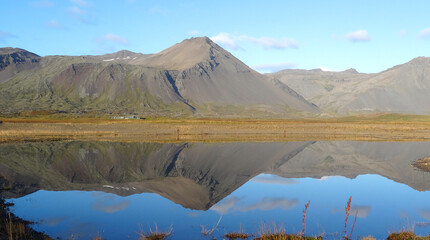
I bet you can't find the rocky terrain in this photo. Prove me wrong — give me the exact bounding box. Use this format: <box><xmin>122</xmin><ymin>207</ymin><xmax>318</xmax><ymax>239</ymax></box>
<box><xmin>269</xmin><ymin>57</ymin><xmax>430</xmax><ymax>114</ymax></box>
<box><xmin>2</xmin><ymin>36</ymin><xmax>430</xmax><ymax>117</ymax></box>
<box><xmin>0</xmin><ymin>37</ymin><xmax>319</xmax><ymax>118</ymax></box>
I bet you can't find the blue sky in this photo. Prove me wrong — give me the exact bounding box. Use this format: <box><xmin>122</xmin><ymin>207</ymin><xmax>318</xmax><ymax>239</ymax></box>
<box><xmin>2</xmin><ymin>0</ymin><xmax>430</xmax><ymax>73</ymax></box>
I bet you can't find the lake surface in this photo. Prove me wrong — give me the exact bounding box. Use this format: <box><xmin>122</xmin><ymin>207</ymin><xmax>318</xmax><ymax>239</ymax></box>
<box><xmin>1</xmin><ymin>141</ymin><xmax>430</xmax><ymax>239</ymax></box>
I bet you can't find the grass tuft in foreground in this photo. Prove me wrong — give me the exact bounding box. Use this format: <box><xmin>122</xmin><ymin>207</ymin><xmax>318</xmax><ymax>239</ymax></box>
<box><xmin>255</xmin><ymin>222</ymin><xmax>322</xmax><ymax>240</ymax></box>
<box><xmin>137</xmin><ymin>224</ymin><xmax>173</xmax><ymax>240</ymax></box>
<box><xmin>386</xmin><ymin>231</ymin><xmax>430</xmax><ymax>240</ymax></box>
<box><xmin>255</xmin><ymin>233</ymin><xmax>322</xmax><ymax>240</ymax></box>
<box><xmin>224</xmin><ymin>232</ymin><xmax>251</xmax><ymax>239</ymax></box>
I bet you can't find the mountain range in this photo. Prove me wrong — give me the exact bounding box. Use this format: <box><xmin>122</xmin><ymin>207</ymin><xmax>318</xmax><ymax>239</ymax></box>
<box><xmin>1</xmin><ymin>36</ymin><xmax>430</xmax><ymax>117</ymax></box>
<box><xmin>1</xmin><ymin>141</ymin><xmax>429</xmax><ymax>210</ymax></box>
<box><xmin>0</xmin><ymin>141</ymin><xmax>312</xmax><ymax>209</ymax></box>
<box><xmin>0</xmin><ymin>37</ymin><xmax>318</xmax><ymax>118</ymax></box>
<box><xmin>268</xmin><ymin>57</ymin><xmax>430</xmax><ymax>115</ymax></box>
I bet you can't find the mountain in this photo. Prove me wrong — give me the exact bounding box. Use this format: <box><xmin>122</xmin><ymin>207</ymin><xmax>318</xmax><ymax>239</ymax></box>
<box><xmin>0</xmin><ymin>37</ymin><xmax>319</xmax><ymax>117</ymax></box>
<box><xmin>1</xmin><ymin>141</ymin><xmax>429</xmax><ymax>209</ymax></box>
<box><xmin>267</xmin><ymin>68</ymin><xmax>373</xmax><ymax>102</ymax></box>
<box><xmin>136</xmin><ymin>37</ymin><xmax>319</xmax><ymax>110</ymax></box>
<box><xmin>269</xmin><ymin>57</ymin><xmax>430</xmax><ymax>115</ymax></box>
<box><xmin>270</xmin><ymin>141</ymin><xmax>430</xmax><ymax>191</ymax></box>
<box><xmin>0</xmin><ymin>48</ymin><xmax>40</xmax><ymax>83</ymax></box>
<box><xmin>0</xmin><ymin>141</ymin><xmax>311</xmax><ymax>210</ymax></box>
<box><xmin>87</xmin><ymin>50</ymin><xmax>152</xmax><ymax>64</ymax></box>
<box><xmin>316</xmin><ymin>57</ymin><xmax>430</xmax><ymax>114</ymax></box>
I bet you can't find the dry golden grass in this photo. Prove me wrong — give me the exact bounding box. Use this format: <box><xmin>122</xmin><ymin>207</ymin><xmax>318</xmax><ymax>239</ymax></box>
<box><xmin>224</xmin><ymin>233</ymin><xmax>250</xmax><ymax>239</ymax></box>
<box><xmin>386</xmin><ymin>231</ymin><xmax>430</xmax><ymax>240</ymax></box>
<box><xmin>1</xmin><ymin>115</ymin><xmax>430</xmax><ymax>143</ymax></box>
<box><xmin>137</xmin><ymin>224</ymin><xmax>172</xmax><ymax>240</ymax></box>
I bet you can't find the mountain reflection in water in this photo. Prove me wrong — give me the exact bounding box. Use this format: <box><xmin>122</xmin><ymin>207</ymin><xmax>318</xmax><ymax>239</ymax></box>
<box><xmin>1</xmin><ymin>141</ymin><xmax>430</xmax><ymax>239</ymax></box>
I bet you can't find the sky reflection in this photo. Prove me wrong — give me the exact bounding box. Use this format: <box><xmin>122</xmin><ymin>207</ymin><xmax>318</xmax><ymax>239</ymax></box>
<box><xmin>8</xmin><ymin>174</ymin><xmax>430</xmax><ymax>239</ymax></box>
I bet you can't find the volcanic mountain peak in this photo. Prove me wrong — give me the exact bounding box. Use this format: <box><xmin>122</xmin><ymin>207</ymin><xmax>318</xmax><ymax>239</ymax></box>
<box><xmin>0</xmin><ymin>38</ymin><xmax>321</xmax><ymax>116</ymax></box>
<box><xmin>134</xmin><ymin>37</ymin><xmax>229</xmax><ymax>70</ymax></box>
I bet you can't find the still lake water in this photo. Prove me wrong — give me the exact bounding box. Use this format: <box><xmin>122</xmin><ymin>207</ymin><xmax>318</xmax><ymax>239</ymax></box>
<box><xmin>1</xmin><ymin>141</ymin><xmax>430</xmax><ymax>239</ymax></box>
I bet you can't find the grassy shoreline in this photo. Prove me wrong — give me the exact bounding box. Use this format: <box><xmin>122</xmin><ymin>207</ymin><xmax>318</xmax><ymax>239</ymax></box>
<box><xmin>1</xmin><ymin>114</ymin><xmax>430</xmax><ymax>143</ymax></box>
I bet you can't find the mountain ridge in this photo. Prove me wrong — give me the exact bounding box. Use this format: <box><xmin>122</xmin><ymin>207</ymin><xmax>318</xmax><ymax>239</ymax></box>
<box><xmin>269</xmin><ymin>56</ymin><xmax>430</xmax><ymax>115</ymax></box>
<box><xmin>2</xmin><ymin>37</ymin><xmax>430</xmax><ymax>116</ymax></box>
<box><xmin>1</xmin><ymin>141</ymin><xmax>429</xmax><ymax>209</ymax></box>
<box><xmin>0</xmin><ymin>37</ymin><xmax>319</xmax><ymax>117</ymax></box>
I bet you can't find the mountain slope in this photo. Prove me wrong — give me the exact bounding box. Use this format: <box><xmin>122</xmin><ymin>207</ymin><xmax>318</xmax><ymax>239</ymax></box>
<box><xmin>270</xmin><ymin>141</ymin><xmax>430</xmax><ymax>191</ymax></box>
<box><xmin>0</xmin><ymin>38</ymin><xmax>319</xmax><ymax>117</ymax></box>
<box><xmin>318</xmin><ymin>57</ymin><xmax>430</xmax><ymax>114</ymax></box>
<box><xmin>0</xmin><ymin>54</ymin><xmax>192</xmax><ymax>115</ymax></box>
<box><xmin>270</xmin><ymin>57</ymin><xmax>430</xmax><ymax>114</ymax></box>
<box><xmin>0</xmin><ymin>48</ymin><xmax>40</xmax><ymax>83</ymax></box>
<box><xmin>267</xmin><ymin>68</ymin><xmax>373</xmax><ymax>102</ymax></box>
<box><xmin>135</xmin><ymin>37</ymin><xmax>319</xmax><ymax>113</ymax></box>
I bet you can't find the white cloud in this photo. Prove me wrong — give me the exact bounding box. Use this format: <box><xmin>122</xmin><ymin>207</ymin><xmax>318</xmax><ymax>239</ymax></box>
<box><xmin>416</xmin><ymin>222</ymin><xmax>430</xmax><ymax>228</ymax></box>
<box><xmin>0</xmin><ymin>31</ymin><xmax>16</xmax><ymax>42</ymax></box>
<box><xmin>71</xmin><ymin>0</ymin><xmax>89</xmax><ymax>7</ymax></box>
<box><xmin>318</xmin><ymin>66</ymin><xmax>331</xmax><ymax>72</ymax></box>
<box><xmin>211</xmin><ymin>32</ymin><xmax>298</xmax><ymax>51</ymax></box>
<box><xmin>332</xmin><ymin>205</ymin><xmax>372</xmax><ymax>218</ymax></box>
<box><xmin>399</xmin><ymin>29</ymin><xmax>408</xmax><ymax>37</ymax></box>
<box><xmin>68</xmin><ymin>1</ymin><xmax>96</xmax><ymax>24</ymax></box>
<box><xmin>345</xmin><ymin>30</ymin><xmax>370</xmax><ymax>42</ymax></box>
<box><xmin>69</xmin><ymin>6</ymin><xmax>86</xmax><ymax>16</ymax></box>
<box><xmin>149</xmin><ymin>6</ymin><xmax>169</xmax><ymax>15</ymax></box>
<box><xmin>211</xmin><ymin>32</ymin><xmax>239</xmax><ymax>50</ymax></box>
<box><xmin>418</xmin><ymin>208</ymin><xmax>430</xmax><ymax>220</ymax></box>
<box><xmin>101</xmin><ymin>33</ymin><xmax>129</xmax><ymax>45</ymax></box>
<box><xmin>211</xmin><ymin>196</ymin><xmax>298</xmax><ymax>214</ymax></box>
<box><xmin>210</xmin><ymin>197</ymin><xmax>241</xmax><ymax>215</ymax></box>
<box><xmin>238</xmin><ymin>198</ymin><xmax>298</xmax><ymax>212</ymax></box>
<box><xmin>44</xmin><ymin>20</ymin><xmax>67</xmax><ymax>30</ymax></box>
<box><xmin>318</xmin><ymin>176</ymin><xmax>331</xmax><ymax>181</ymax></box>
<box><xmin>187</xmin><ymin>30</ymin><xmax>200</xmax><ymax>36</ymax></box>
<box><xmin>40</xmin><ymin>216</ymin><xmax>67</xmax><ymax>227</ymax></box>
<box><xmin>251</xmin><ymin>62</ymin><xmax>298</xmax><ymax>73</ymax></box>
<box><xmin>419</xmin><ymin>27</ymin><xmax>430</xmax><ymax>39</ymax></box>
<box><xmin>29</xmin><ymin>0</ymin><xmax>54</xmax><ymax>7</ymax></box>
<box><xmin>251</xmin><ymin>175</ymin><xmax>299</xmax><ymax>185</ymax></box>
<box><xmin>242</xmin><ymin>36</ymin><xmax>298</xmax><ymax>49</ymax></box>
<box><xmin>351</xmin><ymin>206</ymin><xmax>372</xmax><ymax>218</ymax></box>
<box><xmin>92</xmin><ymin>200</ymin><xmax>130</xmax><ymax>213</ymax></box>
